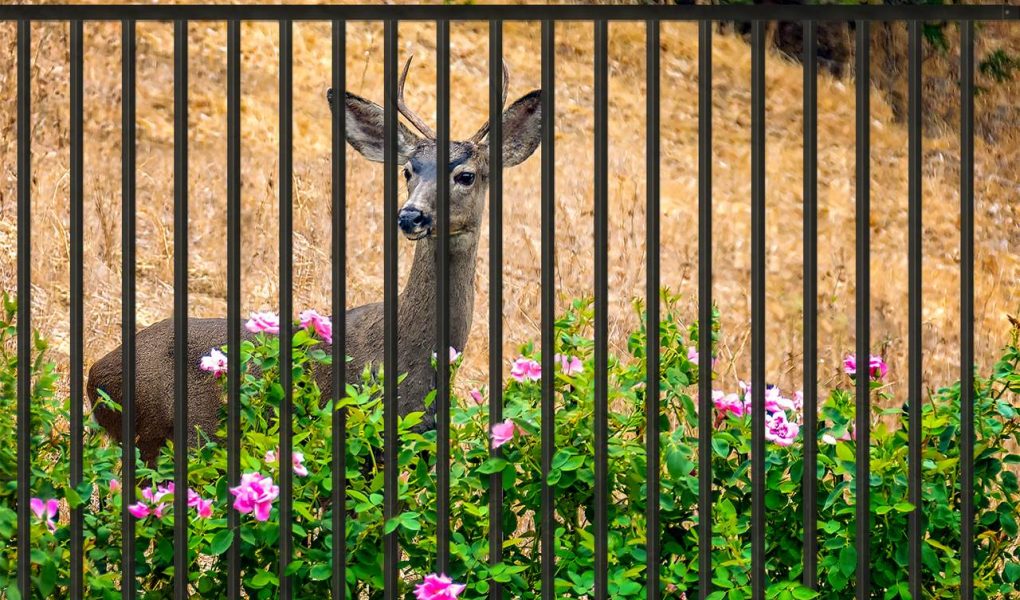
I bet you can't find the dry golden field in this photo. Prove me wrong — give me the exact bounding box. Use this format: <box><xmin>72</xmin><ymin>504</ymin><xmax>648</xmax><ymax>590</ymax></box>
<box><xmin>0</xmin><ymin>0</ymin><xmax>1017</xmax><ymax>408</ymax></box>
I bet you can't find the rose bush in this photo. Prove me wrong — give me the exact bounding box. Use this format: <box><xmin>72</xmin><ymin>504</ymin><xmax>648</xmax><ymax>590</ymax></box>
<box><xmin>0</xmin><ymin>291</ymin><xmax>1017</xmax><ymax>598</ymax></box>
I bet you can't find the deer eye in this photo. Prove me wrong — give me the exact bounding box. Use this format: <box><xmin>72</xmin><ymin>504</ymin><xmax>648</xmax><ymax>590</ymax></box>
<box><xmin>454</xmin><ymin>172</ymin><xmax>475</xmax><ymax>187</ymax></box>
<box><xmin>403</xmin><ymin>167</ymin><xmax>412</xmax><ymax>182</ymax></box>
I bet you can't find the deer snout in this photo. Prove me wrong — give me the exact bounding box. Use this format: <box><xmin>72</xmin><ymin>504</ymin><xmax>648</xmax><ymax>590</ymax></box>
<box><xmin>398</xmin><ymin>207</ymin><xmax>433</xmax><ymax>239</ymax></box>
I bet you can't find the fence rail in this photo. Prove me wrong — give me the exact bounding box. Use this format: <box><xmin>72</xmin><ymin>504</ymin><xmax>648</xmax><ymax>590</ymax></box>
<box><xmin>4</xmin><ymin>3</ymin><xmax>1013</xmax><ymax>599</ymax></box>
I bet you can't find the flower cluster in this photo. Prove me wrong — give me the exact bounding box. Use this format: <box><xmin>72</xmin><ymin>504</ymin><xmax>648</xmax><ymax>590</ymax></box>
<box><xmin>414</xmin><ymin>573</ymin><xmax>465</xmax><ymax>600</ymax></box>
<box><xmin>711</xmin><ymin>383</ymin><xmax>802</xmax><ymax>446</ymax></box>
<box><xmin>201</xmin><ymin>310</ymin><xmax>334</xmax><ymax>377</ymax></box>
<box><xmin>127</xmin><ymin>482</ymin><xmax>213</xmax><ymax>520</ymax></box>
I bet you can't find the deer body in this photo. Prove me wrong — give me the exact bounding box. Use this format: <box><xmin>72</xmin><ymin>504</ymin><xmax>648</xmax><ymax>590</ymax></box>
<box><xmin>87</xmin><ymin>60</ymin><xmax>542</xmax><ymax>462</ymax></box>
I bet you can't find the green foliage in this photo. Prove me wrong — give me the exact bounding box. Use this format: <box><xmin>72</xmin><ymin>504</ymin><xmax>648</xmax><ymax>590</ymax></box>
<box><xmin>0</xmin><ymin>291</ymin><xmax>1018</xmax><ymax>599</ymax></box>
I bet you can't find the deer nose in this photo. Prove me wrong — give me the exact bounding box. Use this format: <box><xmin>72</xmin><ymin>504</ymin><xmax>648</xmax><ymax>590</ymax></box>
<box><xmin>398</xmin><ymin>207</ymin><xmax>432</xmax><ymax>234</ymax></box>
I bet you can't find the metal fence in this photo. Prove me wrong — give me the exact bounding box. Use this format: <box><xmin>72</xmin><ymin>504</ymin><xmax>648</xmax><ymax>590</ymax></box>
<box><xmin>2</xmin><ymin>3</ymin><xmax>1017</xmax><ymax>599</ymax></box>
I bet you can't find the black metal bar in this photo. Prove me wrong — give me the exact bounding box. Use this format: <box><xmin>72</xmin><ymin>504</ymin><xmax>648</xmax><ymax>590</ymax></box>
<box><xmin>173</xmin><ymin>18</ymin><xmax>190</xmax><ymax>600</ymax></box>
<box><xmin>697</xmin><ymin>19</ymin><xmax>713</xmax><ymax>600</ymax></box>
<box><xmin>540</xmin><ymin>19</ymin><xmax>556</xmax><ymax>600</ymax></box>
<box><xmin>16</xmin><ymin>18</ymin><xmax>32</xmax><ymax>600</ymax></box>
<box><xmin>593</xmin><ymin>18</ymin><xmax>610</xmax><ymax>600</ymax></box>
<box><xmin>226</xmin><ymin>18</ymin><xmax>242</xmax><ymax>600</ymax></box>
<box><xmin>801</xmin><ymin>19</ymin><xmax>818</xmax><ymax>591</ymax></box>
<box><xmin>750</xmin><ymin>19</ymin><xmax>766</xmax><ymax>600</ymax></box>
<box><xmin>487</xmin><ymin>19</ymin><xmax>505</xmax><ymax>600</ymax></box>
<box><xmin>0</xmin><ymin>5</ymin><xmax>1013</xmax><ymax>22</ymax></box>
<box><xmin>278</xmin><ymin>18</ymin><xmax>294</xmax><ymax>599</ymax></box>
<box><xmin>121</xmin><ymin>19</ymin><xmax>138</xmax><ymax>600</ymax></box>
<box><xmin>383</xmin><ymin>19</ymin><xmax>400</xmax><ymax>600</ymax></box>
<box><xmin>331</xmin><ymin>19</ymin><xmax>347</xmax><ymax>600</ymax></box>
<box><xmin>854</xmin><ymin>20</ymin><xmax>872</xmax><ymax>600</ymax></box>
<box><xmin>646</xmin><ymin>18</ymin><xmax>661</xmax><ymax>600</ymax></box>
<box><xmin>69</xmin><ymin>18</ymin><xmax>85</xmax><ymax>600</ymax></box>
<box><xmin>960</xmin><ymin>19</ymin><xmax>975</xmax><ymax>600</ymax></box>
<box><xmin>907</xmin><ymin>19</ymin><xmax>923</xmax><ymax>600</ymax></box>
<box><xmin>436</xmin><ymin>17</ymin><xmax>452</xmax><ymax>577</ymax></box>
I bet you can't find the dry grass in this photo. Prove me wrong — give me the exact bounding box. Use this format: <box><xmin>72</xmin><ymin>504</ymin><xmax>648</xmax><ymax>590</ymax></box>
<box><xmin>0</xmin><ymin>0</ymin><xmax>1017</xmax><ymax>408</ymax></box>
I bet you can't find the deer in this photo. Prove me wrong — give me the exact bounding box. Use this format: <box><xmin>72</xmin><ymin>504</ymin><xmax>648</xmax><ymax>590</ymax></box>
<box><xmin>86</xmin><ymin>58</ymin><xmax>543</xmax><ymax>463</ymax></box>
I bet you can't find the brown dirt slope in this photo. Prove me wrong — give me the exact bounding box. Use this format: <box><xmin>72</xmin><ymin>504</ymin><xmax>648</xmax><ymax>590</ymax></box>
<box><xmin>0</xmin><ymin>1</ymin><xmax>1017</xmax><ymax>403</ymax></box>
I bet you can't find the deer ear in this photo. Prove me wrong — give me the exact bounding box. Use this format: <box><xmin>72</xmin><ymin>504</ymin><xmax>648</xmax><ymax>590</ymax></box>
<box><xmin>498</xmin><ymin>90</ymin><xmax>542</xmax><ymax>168</ymax></box>
<box><xmin>327</xmin><ymin>89</ymin><xmax>419</xmax><ymax>163</ymax></box>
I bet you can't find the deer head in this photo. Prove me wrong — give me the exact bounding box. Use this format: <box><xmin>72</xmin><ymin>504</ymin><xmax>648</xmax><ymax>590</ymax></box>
<box><xmin>327</xmin><ymin>58</ymin><xmax>542</xmax><ymax>245</ymax></box>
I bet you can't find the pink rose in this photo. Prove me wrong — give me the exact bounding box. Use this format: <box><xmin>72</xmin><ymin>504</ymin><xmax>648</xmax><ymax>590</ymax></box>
<box><xmin>30</xmin><ymin>498</ymin><xmax>59</xmax><ymax>532</ymax></box>
<box><xmin>469</xmin><ymin>389</ymin><xmax>484</xmax><ymax>406</ymax></box>
<box><xmin>764</xmin><ymin>411</ymin><xmax>800</xmax><ymax>447</ymax></box>
<box><xmin>712</xmin><ymin>390</ymin><xmax>745</xmax><ymax>419</ymax></box>
<box><xmin>292</xmin><ymin>451</ymin><xmax>309</xmax><ymax>478</ymax></box>
<box><xmin>687</xmin><ymin>346</ymin><xmax>699</xmax><ymax>365</ymax></box>
<box><xmin>199</xmin><ymin>348</ymin><xmax>228</xmax><ymax>378</ymax></box>
<box><xmin>230</xmin><ymin>472</ymin><xmax>280</xmax><ymax>522</ymax></box>
<box><xmin>245</xmin><ymin>311</ymin><xmax>280</xmax><ymax>335</ymax></box>
<box><xmin>127</xmin><ymin>502</ymin><xmax>150</xmax><ymax>519</ymax></box>
<box><xmin>299</xmin><ymin>310</ymin><xmax>333</xmax><ymax>344</ymax></box>
<box><xmin>491</xmin><ymin>419</ymin><xmax>522</xmax><ymax>449</ymax></box>
<box><xmin>843</xmin><ymin>353</ymin><xmax>888</xmax><ymax>380</ymax></box>
<box><xmin>414</xmin><ymin>573</ymin><xmax>466</xmax><ymax>600</ymax></box>
<box><xmin>109</xmin><ymin>478</ymin><xmax>121</xmax><ymax>494</ymax></box>
<box><xmin>555</xmin><ymin>354</ymin><xmax>584</xmax><ymax>376</ymax></box>
<box><xmin>510</xmin><ymin>357</ymin><xmax>541</xmax><ymax>382</ymax></box>
<box><xmin>194</xmin><ymin>497</ymin><xmax>213</xmax><ymax>519</ymax></box>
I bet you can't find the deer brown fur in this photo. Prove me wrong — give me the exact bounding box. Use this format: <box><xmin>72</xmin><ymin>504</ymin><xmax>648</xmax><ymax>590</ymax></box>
<box><xmin>87</xmin><ymin>61</ymin><xmax>542</xmax><ymax>463</ymax></box>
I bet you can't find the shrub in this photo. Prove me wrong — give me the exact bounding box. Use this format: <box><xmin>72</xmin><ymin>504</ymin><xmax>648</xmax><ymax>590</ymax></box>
<box><xmin>0</xmin><ymin>291</ymin><xmax>1017</xmax><ymax>599</ymax></box>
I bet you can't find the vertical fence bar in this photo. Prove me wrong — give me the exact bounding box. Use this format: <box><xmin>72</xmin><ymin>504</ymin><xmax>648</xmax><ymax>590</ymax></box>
<box><xmin>801</xmin><ymin>19</ymin><xmax>818</xmax><ymax>591</ymax></box>
<box><xmin>16</xmin><ymin>18</ymin><xmax>32</xmax><ymax>600</ymax></box>
<box><xmin>331</xmin><ymin>18</ymin><xmax>348</xmax><ymax>600</ymax></box>
<box><xmin>697</xmin><ymin>18</ymin><xmax>713</xmax><ymax>600</ymax></box>
<box><xmin>487</xmin><ymin>19</ymin><xmax>505</xmax><ymax>600</ymax></box>
<box><xmin>959</xmin><ymin>18</ymin><xmax>975</xmax><ymax>600</ymax></box>
<box><xmin>172</xmin><ymin>18</ymin><xmax>190</xmax><ymax>600</ymax></box>
<box><xmin>69</xmin><ymin>18</ymin><xmax>85</xmax><ymax>600</ymax></box>
<box><xmin>383</xmin><ymin>19</ymin><xmax>400</xmax><ymax>600</ymax></box>
<box><xmin>750</xmin><ymin>19</ymin><xmax>766</xmax><ymax>600</ymax></box>
<box><xmin>278</xmin><ymin>18</ymin><xmax>294</xmax><ymax>599</ymax></box>
<box><xmin>121</xmin><ymin>19</ymin><xmax>138</xmax><ymax>600</ymax></box>
<box><xmin>854</xmin><ymin>20</ymin><xmax>872</xmax><ymax>600</ymax></box>
<box><xmin>226</xmin><ymin>18</ymin><xmax>243</xmax><ymax>600</ymax></box>
<box><xmin>907</xmin><ymin>19</ymin><xmax>923</xmax><ymax>600</ymax></box>
<box><xmin>436</xmin><ymin>17</ymin><xmax>452</xmax><ymax>577</ymax></box>
<box><xmin>645</xmin><ymin>18</ymin><xmax>661</xmax><ymax>600</ymax></box>
<box><xmin>593</xmin><ymin>17</ymin><xmax>610</xmax><ymax>600</ymax></box>
<box><xmin>540</xmin><ymin>18</ymin><xmax>556</xmax><ymax>600</ymax></box>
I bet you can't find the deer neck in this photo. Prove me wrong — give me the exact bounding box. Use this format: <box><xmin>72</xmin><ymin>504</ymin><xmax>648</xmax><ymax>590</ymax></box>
<box><xmin>398</xmin><ymin>232</ymin><xmax>479</xmax><ymax>356</ymax></box>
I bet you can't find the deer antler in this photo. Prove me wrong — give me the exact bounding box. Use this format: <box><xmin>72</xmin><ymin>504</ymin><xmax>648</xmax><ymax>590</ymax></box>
<box><xmin>398</xmin><ymin>56</ymin><xmax>436</xmax><ymax>140</ymax></box>
<box><xmin>469</xmin><ymin>59</ymin><xmax>511</xmax><ymax>144</ymax></box>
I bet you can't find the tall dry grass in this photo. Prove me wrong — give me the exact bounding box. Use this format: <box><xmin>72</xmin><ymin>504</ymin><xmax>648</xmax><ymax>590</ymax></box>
<box><xmin>0</xmin><ymin>1</ymin><xmax>1017</xmax><ymax>407</ymax></box>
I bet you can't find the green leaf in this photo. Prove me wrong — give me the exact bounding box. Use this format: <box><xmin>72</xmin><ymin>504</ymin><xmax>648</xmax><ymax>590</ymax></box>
<box><xmin>838</xmin><ymin>546</ymin><xmax>857</xmax><ymax>577</ymax></box>
<box><xmin>309</xmin><ymin>563</ymin><xmax>332</xmax><ymax>581</ymax></box>
<box><xmin>64</xmin><ymin>487</ymin><xmax>83</xmax><ymax>509</ymax></box>
<box><xmin>477</xmin><ymin>458</ymin><xmax>509</xmax><ymax>474</ymax></box>
<box><xmin>208</xmin><ymin>530</ymin><xmax>234</xmax><ymax>556</ymax></box>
